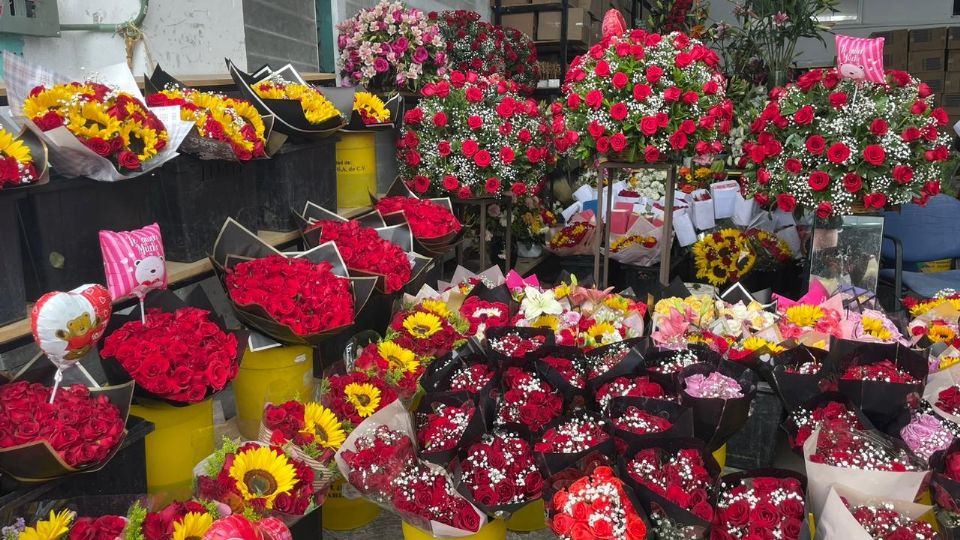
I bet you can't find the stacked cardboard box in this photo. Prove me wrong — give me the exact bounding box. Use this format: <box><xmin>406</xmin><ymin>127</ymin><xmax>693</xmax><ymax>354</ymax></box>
<box><xmin>945</xmin><ymin>28</ymin><xmax>960</xmax><ymax>119</ymax></box>
<box><xmin>873</xmin><ymin>27</ymin><xmax>960</xmax><ymax>118</ymax></box>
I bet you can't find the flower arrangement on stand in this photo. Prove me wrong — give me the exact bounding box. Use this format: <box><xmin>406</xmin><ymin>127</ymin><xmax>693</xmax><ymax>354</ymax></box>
<box><xmin>337</xmin><ymin>0</ymin><xmax>447</xmax><ymax>93</ymax></box>
<box><xmin>561</xmin><ymin>27</ymin><xmax>732</xmax><ymax>163</ymax></box>
<box><xmin>502</xmin><ymin>27</ymin><xmax>540</xmax><ymax>95</ymax></box>
<box><xmin>397</xmin><ymin>71</ymin><xmax>554</xmax><ymax>198</ymax></box>
<box><xmin>431</xmin><ymin>10</ymin><xmax>506</xmax><ymax>77</ymax></box>
<box><xmin>742</xmin><ymin>68</ymin><xmax>951</xmax><ymax>216</ymax></box>
<box><xmin>691</xmin><ymin>227</ymin><xmax>792</xmax><ymax>288</ymax></box>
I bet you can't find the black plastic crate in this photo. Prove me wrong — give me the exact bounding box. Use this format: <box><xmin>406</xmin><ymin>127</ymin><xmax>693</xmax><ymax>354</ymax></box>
<box><xmin>149</xmin><ymin>155</ymin><xmax>259</xmax><ymax>262</ymax></box>
<box><xmin>725</xmin><ymin>383</ymin><xmax>784</xmax><ymax>469</ymax></box>
<box><xmin>0</xmin><ymin>192</ymin><xmax>26</xmax><ymax>325</ymax></box>
<box><xmin>20</xmin><ymin>175</ymin><xmax>156</xmax><ymax>300</ymax></box>
<box><xmin>256</xmin><ymin>139</ymin><xmax>337</xmax><ymax>232</ymax></box>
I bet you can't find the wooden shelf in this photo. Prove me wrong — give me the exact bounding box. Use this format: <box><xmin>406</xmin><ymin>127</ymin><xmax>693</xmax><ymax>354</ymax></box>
<box><xmin>0</xmin><ymin>205</ymin><xmax>372</xmax><ymax>348</ymax></box>
<box><xmin>0</xmin><ymin>72</ymin><xmax>336</xmax><ymax>97</ymax></box>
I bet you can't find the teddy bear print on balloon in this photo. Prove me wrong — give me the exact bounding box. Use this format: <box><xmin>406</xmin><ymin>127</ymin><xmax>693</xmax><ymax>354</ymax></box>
<box><xmin>99</xmin><ymin>223</ymin><xmax>169</xmax><ymax>304</ymax></box>
<box><xmin>835</xmin><ymin>34</ymin><xmax>886</xmax><ymax>84</ymax></box>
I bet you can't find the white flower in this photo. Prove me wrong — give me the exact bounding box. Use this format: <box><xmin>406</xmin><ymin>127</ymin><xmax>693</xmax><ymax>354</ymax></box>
<box><xmin>521</xmin><ymin>287</ymin><xmax>563</xmax><ymax>320</ymax></box>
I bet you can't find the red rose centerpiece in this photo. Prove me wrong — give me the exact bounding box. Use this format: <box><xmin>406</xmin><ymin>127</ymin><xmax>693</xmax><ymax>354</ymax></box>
<box><xmin>548</xmin><ymin>465</ymin><xmax>647</xmax><ymax>540</ymax></box>
<box><xmin>100</xmin><ymin>305</ymin><xmax>241</xmax><ymax>404</ymax></box>
<box><xmin>712</xmin><ymin>473</ymin><xmax>807</xmax><ymax>540</ymax></box>
<box><xmin>742</xmin><ymin>68</ymin><xmax>950</xmax><ymax>216</ymax></box>
<box><xmin>0</xmin><ymin>381</ymin><xmax>129</xmax><ymax>480</ymax></box>
<box><xmin>397</xmin><ymin>72</ymin><xmax>554</xmax><ymax>198</ymax></box>
<box><xmin>562</xmin><ymin>29</ymin><xmax>732</xmax><ymax>163</ymax></box>
<box><xmin>846</xmin><ymin>502</ymin><xmax>936</xmax><ymax>539</ymax></box>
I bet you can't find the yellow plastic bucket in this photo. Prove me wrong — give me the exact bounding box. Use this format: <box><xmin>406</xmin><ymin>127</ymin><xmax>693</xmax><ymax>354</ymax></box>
<box><xmin>130</xmin><ymin>399</ymin><xmax>214</xmax><ymax>504</ymax></box>
<box><xmin>336</xmin><ymin>132</ymin><xmax>378</xmax><ymax>209</ymax></box>
<box><xmin>506</xmin><ymin>499</ymin><xmax>546</xmax><ymax>531</ymax></box>
<box><xmin>234</xmin><ymin>345</ymin><xmax>314</xmax><ymax>439</ymax></box>
<box><xmin>322</xmin><ymin>479</ymin><xmax>381</xmax><ymax>531</ymax></box>
<box><xmin>919</xmin><ymin>259</ymin><xmax>953</xmax><ymax>272</ymax></box>
<box><xmin>712</xmin><ymin>444</ymin><xmax>726</xmax><ymax>469</ymax></box>
<box><xmin>402</xmin><ymin>518</ymin><xmax>506</xmax><ymax>540</ymax></box>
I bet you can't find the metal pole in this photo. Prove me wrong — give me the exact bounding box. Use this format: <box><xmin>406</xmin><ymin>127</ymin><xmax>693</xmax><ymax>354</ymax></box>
<box><xmin>479</xmin><ymin>202</ymin><xmax>488</xmax><ymax>271</ymax></box>
<box><xmin>504</xmin><ymin>198</ymin><xmax>513</xmax><ymax>273</ymax></box>
<box><xmin>603</xmin><ymin>169</ymin><xmax>615</xmax><ymax>289</ymax></box>
<box><xmin>593</xmin><ymin>167</ymin><xmax>604</xmax><ymax>282</ymax></box>
<box><xmin>659</xmin><ymin>165</ymin><xmax>676</xmax><ymax>287</ymax></box>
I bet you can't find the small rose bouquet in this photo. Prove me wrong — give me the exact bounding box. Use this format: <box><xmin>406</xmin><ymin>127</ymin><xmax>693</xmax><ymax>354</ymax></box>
<box><xmin>712</xmin><ymin>471</ymin><xmax>807</xmax><ymax>540</ymax></box>
<box><xmin>260</xmin><ymin>400</ymin><xmax>347</xmax><ymax>493</ymax></box>
<box><xmin>535</xmin><ymin>348</ymin><xmax>591</xmax><ymax>405</ymax></box>
<box><xmin>486</xmin><ymin>327</ymin><xmax>551</xmax><ymax>363</ymax></box>
<box><xmin>679</xmin><ymin>363</ymin><xmax>757</xmax><ymax>451</ymax></box>
<box><xmin>547</xmin><ymin>464</ymin><xmax>648</xmax><ymax>540</ymax></box>
<box><xmin>595</xmin><ymin>376</ymin><xmax>667</xmax><ymax>414</ymax></box>
<box><xmin>319</xmin><ymin>369</ymin><xmax>399</xmax><ymax>427</ymax></box>
<box><xmin>768</xmin><ymin>344</ymin><xmax>831</xmax><ymax>411</ymax></box>
<box><xmin>642</xmin><ymin>346</ymin><xmax>717</xmax><ymax>393</ymax></box>
<box><xmin>459</xmin><ymin>295</ymin><xmax>511</xmax><ymax>339</ymax></box>
<box><xmin>496</xmin><ymin>367</ymin><xmax>563</xmax><ymax>432</ymax></box>
<box><xmin>421</xmin><ymin>354</ymin><xmax>496</xmax><ymax>397</ymax></box>
<box><xmin>742</xmin><ymin>68</ymin><xmax>950</xmax><ymax>217</ymax></box>
<box><xmin>456</xmin><ymin>429</ymin><xmax>544</xmax><ymax>517</ymax></box>
<box><xmin>534</xmin><ymin>413</ymin><xmax>613</xmax><ymax>476</ymax></box>
<box><xmin>337</xmin><ymin>0</ymin><xmax>447</xmax><ymax>93</ymax></box>
<box><xmin>606</xmin><ymin>398</ymin><xmax>693</xmax><ymax>451</ymax></box>
<box><xmin>777</xmin><ymin>300</ymin><xmax>843</xmax><ymax>341</ymax></box>
<box><xmin>195</xmin><ymin>439</ymin><xmax>318</xmax><ymax>520</ymax></box>
<box><xmin>817</xmin><ymin>484</ymin><xmax>935</xmax><ymax>540</ymax></box>
<box><xmin>783</xmin><ymin>394</ymin><xmax>869</xmax><ymax>452</ymax></box>
<box><xmin>374</xmin><ymin>188</ymin><xmax>464</xmax><ymax>257</ymax></box>
<box><xmin>415</xmin><ymin>397</ymin><xmax>483</xmax><ymax>465</ymax></box>
<box><xmin>547</xmin><ymin>220</ymin><xmax>597</xmax><ymax>257</ymax></box>
<box><xmin>386</xmin><ymin>298</ymin><xmax>467</xmax><ymax>360</ymax></box>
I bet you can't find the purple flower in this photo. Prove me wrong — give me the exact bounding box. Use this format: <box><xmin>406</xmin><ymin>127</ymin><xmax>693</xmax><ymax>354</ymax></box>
<box><xmin>412</xmin><ymin>46</ymin><xmax>428</xmax><ymax>64</ymax></box>
<box><xmin>374</xmin><ymin>58</ymin><xmax>390</xmax><ymax>73</ymax></box>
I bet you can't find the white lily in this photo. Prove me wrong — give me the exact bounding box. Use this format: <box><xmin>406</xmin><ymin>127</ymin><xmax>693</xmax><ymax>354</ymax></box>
<box><xmin>521</xmin><ymin>286</ymin><xmax>563</xmax><ymax>321</ymax></box>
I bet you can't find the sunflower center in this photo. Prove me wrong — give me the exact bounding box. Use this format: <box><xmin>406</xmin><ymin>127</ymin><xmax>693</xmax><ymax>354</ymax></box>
<box><xmin>414</xmin><ymin>325</ymin><xmax>430</xmax><ymax>335</ymax></box>
<box><xmin>243</xmin><ymin>469</ymin><xmax>279</xmax><ymax>496</ymax></box>
<box><xmin>186</xmin><ymin>536</ymin><xmax>201</xmax><ymax>540</ymax></box>
<box><xmin>355</xmin><ymin>394</ymin><xmax>371</xmax><ymax>406</ymax></box>
<box><xmin>387</xmin><ymin>355</ymin><xmax>403</xmax><ymax>368</ymax></box>
<box><xmin>315</xmin><ymin>425</ymin><xmax>328</xmax><ymax>443</ymax></box>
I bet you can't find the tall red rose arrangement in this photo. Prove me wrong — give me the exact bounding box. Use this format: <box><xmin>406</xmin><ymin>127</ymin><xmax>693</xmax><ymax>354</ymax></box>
<box><xmin>307</xmin><ymin>220</ymin><xmax>412</xmax><ymax>293</ymax></box>
<box><xmin>502</xmin><ymin>27</ymin><xmax>540</xmax><ymax>96</ymax></box>
<box><xmin>562</xmin><ymin>29</ymin><xmax>732</xmax><ymax>163</ymax></box>
<box><xmin>742</xmin><ymin>69</ymin><xmax>951</xmax><ymax>217</ymax></box>
<box><xmin>431</xmin><ymin>11</ymin><xmax>506</xmax><ymax>78</ymax></box>
<box><xmin>100</xmin><ymin>307</ymin><xmax>240</xmax><ymax>403</ymax></box>
<box><xmin>397</xmin><ymin>71</ymin><xmax>554</xmax><ymax>198</ymax></box>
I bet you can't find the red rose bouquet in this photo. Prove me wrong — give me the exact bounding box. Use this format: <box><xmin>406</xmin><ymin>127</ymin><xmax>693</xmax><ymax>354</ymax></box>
<box><xmin>742</xmin><ymin>69</ymin><xmax>951</xmax><ymax>217</ymax></box>
<box><xmin>431</xmin><ymin>11</ymin><xmax>506</xmax><ymax>78</ymax></box>
<box><xmin>769</xmin><ymin>345</ymin><xmax>831</xmax><ymax>411</ymax></box>
<box><xmin>548</xmin><ymin>465</ymin><xmax>648</xmax><ymax>540</ymax></box>
<box><xmin>305</xmin><ymin>220</ymin><xmax>412</xmax><ymax>293</ymax></box>
<box><xmin>415</xmin><ymin>398</ymin><xmax>482</xmax><ymax>464</ymax></box>
<box><xmin>195</xmin><ymin>439</ymin><xmax>318</xmax><ymax>519</ymax></box>
<box><xmin>459</xmin><ymin>296</ymin><xmax>510</xmax><ymax>338</ymax></box>
<box><xmin>68</xmin><ymin>514</ymin><xmax>127</xmax><ymax>540</ymax></box>
<box><xmin>0</xmin><ymin>381</ymin><xmax>128</xmax><ymax>478</ymax></box>
<box><xmin>930</xmin><ymin>439</ymin><xmax>960</xmax><ymax>513</ymax></box>
<box><xmin>447</xmin><ymin>361</ymin><xmax>496</xmax><ymax>395</ymax></box>
<box><xmin>488</xmin><ymin>331</ymin><xmax>549</xmax><ymax>360</ymax></box>
<box><xmin>458</xmin><ymin>430</ymin><xmax>543</xmax><ymax>515</ymax></box>
<box><xmin>100</xmin><ymin>306</ymin><xmax>241</xmax><ymax>404</ymax></box>
<box><xmin>818</xmin><ymin>485</ymin><xmax>936</xmax><ymax>540</ymax></box>
<box><xmin>846</xmin><ymin>502</ymin><xmax>935</xmax><ymax>540</ymax></box>
<box><xmin>596</xmin><ymin>376</ymin><xmax>666</xmax><ymax>413</ymax></box>
<box><xmin>585</xmin><ymin>338</ymin><xmax>645</xmax><ymax>379</ymax></box>
<box><xmin>386</xmin><ymin>299</ymin><xmax>467</xmax><ymax>359</ymax></box>
<box><xmin>502</xmin><ymin>26</ymin><xmax>540</xmax><ymax>96</ymax></box>
<box><xmin>535</xmin><ymin>349</ymin><xmax>591</xmax><ymax>406</ymax></box>
<box><xmin>496</xmin><ymin>367</ymin><xmax>563</xmax><ymax>431</ymax></box>
<box><xmin>712</xmin><ymin>472</ymin><xmax>807</xmax><ymax>540</ymax></box>
<box><xmin>784</xmin><ymin>397</ymin><xmax>867</xmax><ymax>451</ymax></box>
<box><xmin>534</xmin><ymin>415</ymin><xmax>612</xmax><ymax>476</ymax></box>
<box><xmin>352</xmin><ymin>340</ymin><xmax>425</xmax><ymax>400</ymax></box>
<box><xmin>612</xmin><ymin>406</ymin><xmax>673</xmax><ymax>436</ymax></box>
<box><xmin>319</xmin><ymin>371</ymin><xmax>398</xmax><ymax>425</ymax></box>
<box><xmin>260</xmin><ymin>400</ymin><xmax>347</xmax><ymax>492</ymax></box>
<box><xmin>832</xmin><ymin>343</ymin><xmax>928</xmax><ymax>431</ymax></box>
<box><xmin>606</xmin><ymin>399</ymin><xmax>693</xmax><ymax>451</ymax></box>
<box><xmin>375</xmin><ymin>195</ymin><xmax>462</xmax><ymax>242</ymax></box>
<box><xmin>562</xmin><ymin>29</ymin><xmax>732</xmax><ymax>163</ymax></box>
<box><xmin>625</xmin><ymin>445</ymin><xmax>716</xmax><ymax>525</ymax></box>
<box><xmin>396</xmin><ymin>72</ymin><xmax>553</xmax><ymax>198</ymax></box>
<box><xmin>124</xmin><ymin>499</ymin><xmax>221</xmax><ymax>540</ymax></box>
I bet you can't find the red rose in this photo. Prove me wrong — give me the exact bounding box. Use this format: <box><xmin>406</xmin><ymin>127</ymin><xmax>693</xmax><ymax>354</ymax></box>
<box><xmin>610</xmin><ymin>133</ymin><xmax>627</xmax><ymax>152</ymax></box>
<box><xmin>756</xmin><ymin>168</ymin><xmax>770</xmax><ymax>185</ymax></box>
<box><xmin>596</xmin><ymin>136</ymin><xmax>610</xmax><ymax>153</ymax></box>
<box><xmin>404</xmin><ymin>150</ymin><xmax>421</xmax><ymax>166</ymax></box>
<box><xmin>933</xmin><ymin>107</ymin><xmax>949</xmax><ymax>126</ymax></box>
<box><xmin>829</xmin><ymin>92</ymin><xmax>848</xmax><ymax>108</ymax></box>
<box><xmin>863</xmin><ymin>144</ymin><xmax>886</xmax><ymax>165</ymax></box>
<box><xmin>474</xmin><ymin>149</ymin><xmax>491</xmax><ymax>168</ymax></box>
<box><xmin>499</xmin><ymin>147</ymin><xmax>515</xmax><ymax>164</ymax></box>
<box><xmin>816</xmin><ymin>201</ymin><xmax>833</xmax><ymax>219</ymax></box>
<box><xmin>442</xmin><ymin>175</ymin><xmax>459</xmax><ymax>191</ymax></box>
<box><xmin>461</xmin><ymin>139</ymin><xmax>479</xmax><ymax>157</ymax></box>
<box><xmin>586</xmin><ymin>89</ymin><xmax>603</xmax><ymax>109</ymax></box>
<box><xmin>511</xmin><ymin>182</ymin><xmax>527</xmax><ymax>197</ymax></box>
<box><xmin>432</xmin><ymin>112</ymin><xmax>448</xmax><ymax>127</ymax></box>
<box><xmin>668</xmin><ymin>131</ymin><xmax>688</xmax><ymax>150</ymax></box>
<box><xmin>793</xmin><ymin>105</ymin><xmax>814</xmax><ymax>125</ymax></box>
<box><xmin>633</xmin><ymin>83</ymin><xmax>652</xmax><ymax>101</ymax></box>
<box><xmin>663</xmin><ymin>86</ymin><xmax>681</xmax><ymax>102</ymax></box>
<box><xmin>644</xmin><ymin>145</ymin><xmax>660</xmax><ymax>163</ymax></box>
<box><xmin>893</xmin><ymin>165</ymin><xmax>914</xmax><ymax>184</ymax></box>
<box><xmin>610</xmin><ymin>102</ymin><xmax>628</xmax><ymax>121</ymax></box>
<box><xmin>682</xmin><ymin>91</ymin><xmax>699</xmax><ymax>105</ymax></box>
<box><xmin>912</xmin><ymin>99</ymin><xmax>928</xmax><ymax>115</ymax></box>
<box><xmin>566</xmin><ymin>93</ymin><xmax>581</xmax><ymax>109</ymax></box>
<box><xmin>411</xmin><ymin>175</ymin><xmax>430</xmax><ymax>193</ymax></box>
<box><xmin>85</xmin><ymin>137</ymin><xmax>113</xmax><ymax>157</ymax></box>
<box><xmin>640</xmin><ymin>116</ymin><xmax>658</xmax><ymax>136</ymax></box>
<box><xmin>805</xmin><ymin>135</ymin><xmax>826</xmax><ymax>155</ymax></box>
<box><xmin>465</xmin><ymin>87</ymin><xmax>483</xmax><ymax>103</ymax></box>
<box><xmin>863</xmin><ymin>192</ymin><xmax>887</xmax><ymax>209</ymax></box>
<box><xmin>781</xmin><ymin>498</ymin><xmax>805</xmax><ymax>519</ymax></box>
<box><xmin>588</xmin><ymin>121</ymin><xmax>605</xmax><ymax>139</ymax></box>
<box><xmin>843</xmin><ymin>173</ymin><xmax>863</xmax><ymax>193</ymax></box>
<box><xmin>485</xmin><ymin>177</ymin><xmax>500</xmax><ymax>194</ymax></box>
<box><xmin>438</xmin><ymin>140</ymin><xmax>451</xmax><ymax>156</ymax></box>
<box><xmin>525</xmin><ymin>147</ymin><xmax>542</xmax><ymax>164</ymax></box>
<box><xmin>870</xmin><ymin>118</ymin><xmax>888</xmax><ymax>136</ymax></box>
<box><xmin>594</xmin><ymin>60</ymin><xmax>611</xmax><ymax>77</ymax></box>
<box><xmin>784</xmin><ymin>158</ymin><xmax>802</xmax><ymax>174</ymax></box>
<box><xmin>518</xmin><ymin>128</ymin><xmax>532</xmax><ymax>144</ymax></box>
<box><xmin>902</xmin><ymin>127</ymin><xmax>922</xmax><ymax>142</ymax></box>
<box><xmin>404</xmin><ymin>108</ymin><xmax>423</xmax><ymax>125</ymax></box>
<box><xmin>646</xmin><ymin>65</ymin><xmax>663</xmax><ymax>83</ymax></box>
<box><xmin>808</xmin><ymin>170</ymin><xmax>830</xmax><ymax>191</ymax></box>
<box><xmin>925</xmin><ymin>180</ymin><xmax>941</xmax><ymax>195</ymax></box>
<box><xmin>703</xmin><ymin>80</ymin><xmax>719</xmax><ymax>94</ymax></box>
<box><xmin>118</xmin><ymin>151</ymin><xmax>141</xmax><ymax>170</ymax></box>
<box><xmin>467</xmin><ymin>115</ymin><xmax>482</xmax><ymax>130</ymax></box>
<box><xmin>612</xmin><ymin>72</ymin><xmax>629</xmax><ymax>89</ymax></box>
<box><xmin>777</xmin><ymin>193</ymin><xmax>796</xmax><ymax>213</ymax></box>
<box><xmin>721</xmin><ymin>499</ymin><xmax>751</xmax><ymax>527</ymax></box>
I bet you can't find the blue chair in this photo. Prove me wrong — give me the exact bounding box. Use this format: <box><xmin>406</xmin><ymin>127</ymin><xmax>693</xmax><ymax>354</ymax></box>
<box><xmin>880</xmin><ymin>195</ymin><xmax>960</xmax><ymax>302</ymax></box>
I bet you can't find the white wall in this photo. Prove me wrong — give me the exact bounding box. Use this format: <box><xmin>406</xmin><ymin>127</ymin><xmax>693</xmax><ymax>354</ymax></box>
<box><xmin>708</xmin><ymin>0</ymin><xmax>959</xmax><ymax>68</ymax></box>
<box><xmin>16</xmin><ymin>0</ymin><xmax>247</xmax><ymax>78</ymax></box>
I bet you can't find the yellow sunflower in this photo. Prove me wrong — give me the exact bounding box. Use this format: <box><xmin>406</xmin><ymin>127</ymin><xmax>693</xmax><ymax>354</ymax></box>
<box><xmin>66</xmin><ymin>101</ymin><xmax>121</xmax><ymax>141</ymax></box>
<box><xmin>929</xmin><ymin>325</ymin><xmax>957</xmax><ymax>343</ymax></box>
<box><xmin>172</xmin><ymin>512</ymin><xmax>213</xmax><ymax>540</ymax></box>
<box><xmin>553</xmin><ymin>282</ymin><xmax>572</xmax><ymax>300</ymax></box>
<box><xmin>419</xmin><ymin>300</ymin><xmax>450</xmax><ymax>318</ymax></box>
<box><xmin>785</xmin><ymin>305</ymin><xmax>824</xmax><ymax>328</ymax></box>
<box><xmin>228</xmin><ymin>446</ymin><xmax>298</xmax><ymax>509</ymax></box>
<box><xmin>344</xmin><ymin>382</ymin><xmax>382</xmax><ymax>418</ymax></box>
<box><xmin>402</xmin><ymin>312</ymin><xmax>442</xmax><ymax>339</ymax></box>
<box><xmin>860</xmin><ymin>316</ymin><xmax>892</xmax><ymax>341</ymax></box>
<box><xmin>941</xmin><ymin>356</ymin><xmax>960</xmax><ymax>370</ymax></box>
<box><xmin>20</xmin><ymin>510</ymin><xmax>74</xmax><ymax>540</ymax></box>
<box><xmin>692</xmin><ymin>229</ymin><xmax>756</xmax><ymax>287</ymax></box>
<box><xmin>302</xmin><ymin>402</ymin><xmax>346</xmax><ymax>450</ymax></box>
<box><xmin>0</xmin><ymin>128</ymin><xmax>32</xmax><ymax>164</ymax></box>
<box><xmin>531</xmin><ymin>314</ymin><xmax>560</xmax><ymax>331</ymax></box>
<box><xmin>378</xmin><ymin>341</ymin><xmax>419</xmax><ymax>373</ymax></box>
<box><xmin>354</xmin><ymin>92</ymin><xmax>390</xmax><ymax>123</ymax></box>
<box><xmin>740</xmin><ymin>336</ymin><xmax>785</xmax><ymax>354</ymax></box>
<box><xmin>254</xmin><ymin>81</ymin><xmax>340</xmax><ymax>125</ymax></box>
<box><xmin>587</xmin><ymin>322</ymin><xmax>616</xmax><ymax>339</ymax></box>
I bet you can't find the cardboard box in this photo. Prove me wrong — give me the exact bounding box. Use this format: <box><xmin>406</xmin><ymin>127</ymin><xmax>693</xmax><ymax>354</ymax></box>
<box><xmin>492</xmin><ymin>0</ymin><xmax>529</xmax><ymax>6</ymax></box>
<box><xmin>946</xmin><ymin>74</ymin><xmax>960</xmax><ymax>94</ymax></box>
<box><xmin>883</xmin><ymin>50</ymin><xmax>909</xmax><ymax>71</ymax></box>
<box><xmin>948</xmin><ymin>50</ymin><xmax>960</xmax><ymax>72</ymax></box>
<box><xmin>870</xmin><ymin>29</ymin><xmax>909</xmax><ymax>54</ymax></box>
<box><xmin>591</xmin><ymin>19</ymin><xmax>601</xmax><ymax>44</ymax></box>
<box><xmin>531</xmin><ymin>0</ymin><xmax>601</xmax><ymax>18</ymax></box>
<box><xmin>915</xmin><ymin>71</ymin><xmax>946</xmax><ymax>95</ymax></box>
<box><xmin>941</xmin><ymin>93</ymin><xmax>960</xmax><ymax>116</ymax></box>
<box><xmin>501</xmin><ymin>13</ymin><xmax>536</xmax><ymax>40</ymax></box>
<box><xmin>948</xmin><ymin>27</ymin><xmax>960</xmax><ymax>49</ymax></box>
<box><xmin>910</xmin><ymin>27</ymin><xmax>948</xmax><ymax>51</ymax></box>
<box><xmin>537</xmin><ymin>8</ymin><xmax>589</xmax><ymax>42</ymax></box>
<box><xmin>909</xmin><ymin>49</ymin><xmax>946</xmax><ymax>73</ymax></box>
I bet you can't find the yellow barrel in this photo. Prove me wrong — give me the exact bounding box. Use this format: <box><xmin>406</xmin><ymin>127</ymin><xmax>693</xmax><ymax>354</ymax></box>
<box><xmin>323</xmin><ymin>479</ymin><xmax>381</xmax><ymax>531</ymax></box>
<box><xmin>234</xmin><ymin>345</ymin><xmax>314</xmax><ymax>439</ymax></box>
<box><xmin>506</xmin><ymin>499</ymin><xmax>546</xmax><ymax>531</ymax></box>
<box><xmin>130</xmin><ymin>399</ymin><xmax>214</xmax><ymax>504</ymax></box>
<box><xmin>336</xmin><ymin>132</ymin><xmax>378</xmax><ymax>209</ymax></box>
<box><xmin>712</xmin><ymin>444</ymin><xmax>726</xmax><ymax>469</ymax></box>
<box><xmin>402</xmin><ymin>518</ymin><xmax>506</xmax><ymax>540</ymax></box>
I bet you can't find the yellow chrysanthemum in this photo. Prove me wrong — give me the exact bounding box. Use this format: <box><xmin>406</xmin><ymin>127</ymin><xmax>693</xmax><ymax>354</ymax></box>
<box><xmin>587</xmin><ymin>322</ymin><xmax>616</xmax><ymax>339</ymax></box>
<box><xmin>344</xmin><ymin>382</ymin><xmax>382</xmax><ymax>418</ymax></box>
<box><xmin>402</xmin><ymin>312</ymin><xmax>442</xmax><ymax>339</ymax></box>
<box><xmin>353</xmin><ymin>92</ymin><xmax>390</xmax><ymax>123</ymax></box>
<box><xmin>929</xmin><ymin>325</ymin><xmax>957</xmax><ymax>343</ymax></box>
<box><xmin>531</xmin><ymin>314</ymin><xmax>560</xmax><ymax>331</ymax></box>
<box><xmin>19</xmin><ymin>510</ymin><xmax>74</xmax><ymax>540</ymax></box>
<box><xmin>785</xmin><ymin>305</ymin><xmax>825</xmax><ymax>328</ymax></box>
<box><xmin>378</xmin><ymin>341</ymin><xmax>419</xmax><ymax>373</ymax></box>
<box><xmin>228</xmin><ymin>446</ymin><xmax>298</xmax><ymax>509</ymax></box>
<box><xmin>740</xmin><ymin>336</ymin><xmax>785</xmax><ymax>354</ymax></box>
<box><xmin>302</xmin><ymin>402</ymin><xmax>346</xmax><ymax>450</ymax></box>
<box><xmin>860</xmin><ymin>316</ymin><xmax>892</xmax><ymax>341</ymax></box>
<box><xmin>0</xmin><ymin>128</ymin><xmax>32</xmax><ymax>164</ymax></box>
<box><xmin>419</xmin><ymin>300</ymin><xmax>450</xmax><ymax>318</ymax></box>
<box><xmin>172</xmin><ymin>512</ymin><xmax>213</xmax><ymax>540</ymax></box>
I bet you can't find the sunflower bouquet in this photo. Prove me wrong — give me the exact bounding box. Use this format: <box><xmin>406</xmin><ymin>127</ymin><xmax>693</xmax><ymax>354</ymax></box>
<box><xmin>353</xmin><ymin>91</ymin><xmax>391</xmax><ymax>125</ymax></box>
<box><xmin>260</xmin><ymin>400</ymin><xmax>348</xmax><ymax>493</ymax></box>
<box><xmin>385</xmin><ymin>298</ymin><xmax>469</xmax><ymax>361</ymax></box>
<box><xmin>195</xmin><ymin>438</ymin><xmax>319</xmax><ymax>521</ymax></box>
<box><xmin>254</xmin><ymin>80</ymin><xmax>339</xmax><ymax>126</ymax></box>
<box><xmin>0</xmin><ymin>126</ymin><xmax>41</xmax><ymax>189</ymax></box>
<box><xmin>123</xmin><ymin>499</ymin><xmax>224</xmax><ymax>540</ymax></box>
<box><xmin>692</xmin><ymin>227</ymin><xmax>793</xmax><ymax>288</ymax></box>
<box><xmin>5</xmin><ymin>56</ymin><xmax>192</xmax><ymax>181</ymax></box>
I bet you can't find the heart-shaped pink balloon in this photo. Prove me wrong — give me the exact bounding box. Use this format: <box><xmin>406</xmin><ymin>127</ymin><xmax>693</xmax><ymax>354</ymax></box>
<box><xmin>31</xmin><ymin>284</ymin><xmax>112</xmax><ymax>368</ymax></box>
<box><xmin>202</xmin><ymin>515</ymin><xmax>291</xmax><ymax>540</ymax></box>
<box><xmin>602</xmin><ymin>9</ymin><xmax>626</xmax><ymax>39</ymax></box>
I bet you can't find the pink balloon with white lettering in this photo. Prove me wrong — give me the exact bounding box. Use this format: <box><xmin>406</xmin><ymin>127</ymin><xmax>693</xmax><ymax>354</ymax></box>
<box><xmin>836</xmin><ymin>34</ymin><xmax>885</xmax><ymax>83</ymax></box>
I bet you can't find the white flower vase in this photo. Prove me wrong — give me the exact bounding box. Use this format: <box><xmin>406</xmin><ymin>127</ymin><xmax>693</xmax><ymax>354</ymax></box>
<box><xmin>517</xmin><ymin>242</ymin><xmax>543</xmax><ymax>258</ymax></box>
